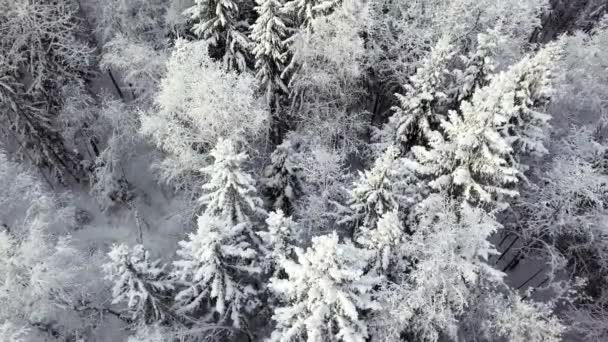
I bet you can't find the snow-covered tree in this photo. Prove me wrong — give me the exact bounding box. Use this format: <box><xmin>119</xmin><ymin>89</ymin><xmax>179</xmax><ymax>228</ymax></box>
<box><xmin>269</xmin><ymin>232</ymin><xmax>381</xmax><ymax>342</ymax></box>
<box><xmin>494</xmin><ymin>42</ymin><xmax>562</xmax><ymax>168</ymax></box>
<box><xmin>100</xmin><ymin>35</ymin><xmax>168</xmax><ymax>103</ymax></box>
<box><xmin>283</xmin><ymin>0</ymin><xmax>342</xmax><ymax>29</ymax></box>
<box><xmin>295</xmin><ymin>145</ymin><xmax>351</xmax><ymax>238</ymax></box>
<box><xmin>262</xmin><ymin>138</ymin><xmax>303</xmax><ymax>214</ymax></box>
<box><xmin>173</xmin><ymin>215</ymin><xmax>260</xmax><ymax>328</ymax></box>
<box><xmin>0</xmin><ymin>151</ymin><xmax>101</xmax><ymax>339</ymax></box>
<box><xmin>0</xmin><ymin>322</ymin><xmax>28</xmax><ymax>342</ymax></box>
<box><xmin>89</xmin><ymin>98</ymin><xmax>139</xmax><ymax>210</ymax></box>
<box><xmin>551</xmin><ymin>21</ymin><xmax>608</xmax><ymax>129</ymax></box>
<box><xmin>141</xmin><ymin>39</ymin><xmax>268</xmax><ymax>192</ymax></box>
<box><xmin>356</xmin><ymin>209</ymin><xmax>404</xmax><ymax>273</ymax></box>
<box><xmin>412</xmin><ymin>106</ymin><xmax>518</xmax><ymax>207</ymax></box>
<box><xmin>259</xmin><ymin>210</ymin><xmax>299</xmax><ymax>274</ymax></box>
<box><xmin>365</xmin><ymin>0</ymin><xmax>546</xmax><ymax>94</ymax></box>
<box><xmin>387</xmin><ymin>37</ymin><xmax>455</xmax><ymax>150</ymax></box>
<box><xmin>338</xmin><ymin>147</ymin><xmax>407</xmax><ymax>238</ymax></box>
<box><xmin>477</xmin><ymin>291</ymin><xmax>564</xmax><ymax>342</ymax></box>
<box><xmin>94</xmin><ymin>0</ymin><xmax>168</xmax><ymax>44</ymax></box>
<box><xmin>339</xmin><ymin>147</ymin><xmax>399</xmax><ymax>231</ymax></box>
<box><xmin>90</xmin><ymin>0</ymin><xmax>169</xmax><ymax>103</ymax></box>
<box><xmin>0</xmin><ymin>229</ymin><xmax>95</xmax><ymax>341</ymax></box>
<box><xmin>452</xmin><ymin>29</ymin><xmax>503</xmax><ymax>102</ymax></box>
<box><xmin>250</xmin><ymin>0</ymin><xmax>289</xmax><ymax>104</ymax></box>
<box><xmin>185</xmin><ymin>0</ymin><xmax>253</xmax><ymax>71</ymax></box>
<box><xmin>412</xmin><ymin>43</ymin><xmax>559</xmax><ymax>205</ymax></box>
<box><xmin>506</xmin><ymin>125</ymin><xmax>608</xmax><ymax>341</ymax></box>
<box><xmin>0</xmin><ymin>0</ymin><xmax>93</xmax><ymax>183</ymax></box>
<box><xmin>0</xmin><ymin>0</ymin><xmax>92</xmax><ymax>95</ymax></box>
<box><xmin>103</xmin><ymin>244</ymin><xmax>174</xmax><ymax>324</ymax></box>
<box><xmin>200</xmin><ymin>138</ymin><xmax>267</xmax><ymax>226</ymax></box>
<box><xmin>369</xmin><ymin>195</ymin><xmax>505</xmax><ymax>341</ymax></box>
<box><xmin>284</xmin><ymin>0</ymin><xmax>370</xmax><ymax>155</ymax></box>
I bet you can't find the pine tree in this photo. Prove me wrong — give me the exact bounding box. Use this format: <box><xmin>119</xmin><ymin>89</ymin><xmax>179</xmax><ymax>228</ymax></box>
<box><xmin>269</xmin><ymin>232</ymin><xmax>381</xmax><ymax>342</ymax></box>
<box><xmin>185</xmin><ymin>0</ymin><xmax>252</xmax><ymax>71</ymax></box>
<box><xmin>173</xmin><ymin>215</ymin><xmax>260</xmax><ymax>328</ymax></box>
<box><xmin>103</xmin><ymin>244</ymin><xmax>174</xmax><ymax>324</ymax></box>
<box><xmin>262</xmin><ymin>139</ymin><xmax>303</xmax><ymax>215</ymax></box>
<box><xmin>370</xmin><ymin>194</ymin><xmax>505</xmax><ymax>341</ymax></box>
<box><xmin>388</xmin><ymin>37</ymin><xmax>456</xmax><ymax>150</ymax></box>
<box><xmin>339</xmin><ymin>146</ymin><xmax>399</xmax><ymax>235</ymax></box>
<box><xmin>200</xmin><ymin>138</ymin><xmax>267</xmax><ymax>227</ymax></box>
<box><xmin>412</xmin><ymin>75</ymin><xmax>521</xmax><ymax>207</ymax></box>
<box><xmin>453</xmin><ymin>29</ymin><xmax>502</xmax><ymax>102</ymax></box>
<box><xmin>356</xmin><ymin>209</ymin><xmax>404</xmax><ymax>272</ymax></box>
<box><xmin>494</xmin><ymin>42</ymin><xmax>562</xmax><ymax>170</ymax></box>
<box><xmin>283</xmin><ymin>0</ymin><xmax>342</xmax><ymax>29</ymax></box>
<box><xmin>250</xmin><ymin>0</ymin><xmax>289</xmax><ymax>104</ymax></box>
<box><xmin>259</xmin><ymin>210</ymin><xmax>298</xmax><ymax>274</ymax></box>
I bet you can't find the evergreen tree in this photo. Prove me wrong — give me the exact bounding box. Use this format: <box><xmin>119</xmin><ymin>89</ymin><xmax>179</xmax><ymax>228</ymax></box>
<box><xmin>103</xmin><ymin>244</ymin><xmax>174</xmax><ymax>324</ymax></box>
<box><xmin>259</xmin><ymin>210</ymin><xmax>298</xmax><ymax>274</ymax></box>
<box><xmin>185</xmin><ymin>0</ymin><xmax>253</xmax><ymax>71</ymax></box>
<box><xmin>494</xmin><ymin>42</ymin><xmax>562</xmax><ymax>170</ymax></box>
<box><xmin>283</xmin><ymin>0</ymin><xmax>342</xmax><ymax>29</ymax></box>
<box><xmin>173</xmin><ymin>215</ymin><xmax>260</xmax><ymax>328</ymax></box>
<box><xmin>453</xmin><ymin>29</ymin><xmax>502</xmax><ymax>102</ymax></box>
<box><xmin>338</xmin><ymin>146</ymin><xmax>399</xmax><ymax>236</ymax></box>
<box><xmin>414</xmin><ymin>109</ymin><xmax>519</xmax><ymax>207</ymax></box>
<box><xmin>370</xmin><ymin>195</ymin><xmax>507</xmax><ymax>341</ymax></box>
<box><xmin>387</xmin><ymin>37</ymin><xmax>456</xmax><ymax>150</ymax></box>
<box><xmin>200</xmin><ymin>138</ymin><xmax>267</xmax><ymax>226</ymax></box>
<box><xmin>356</xmin><ymin>209</ymin><xmax>404</xmax><ymax>273</ymax></box>
<box><xmin>250</xmin><ymin>0</ymin><xmax>289</xmax><ymax>104</ymax></box>
<box><xmin>262</xmin><ymin>139</ymin><xmax>303</xmax><ymax>215</ymax></box>
<box><xmin>269</xmin><ymin>232</ymin><xmax>381</xmax><ymax>342</ymax></box>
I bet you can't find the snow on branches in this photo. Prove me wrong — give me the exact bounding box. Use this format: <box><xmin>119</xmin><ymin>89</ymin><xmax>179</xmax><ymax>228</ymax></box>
<box><xmin>104</xmin><ymin>244</ymin><xmax>173</xmax><ymax>324</ymax></box>
<box><xmin>141</xmin><ymin>40</ymin><xmax>268</xmax><ymax>191</ymax></box>
<box><xmin>269</xmin><ymin>232</ymin><xmax>381</xmax><ymax>342</ymax></box>
<box><xmin>173</xmin><ymin>215</ymin><xmax>260</xmax><ymax>328</ymax></box>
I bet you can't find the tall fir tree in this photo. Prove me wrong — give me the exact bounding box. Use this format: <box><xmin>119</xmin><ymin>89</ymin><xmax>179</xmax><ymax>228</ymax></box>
<box><xmin>387</xmin><ymin>37</ymin><xmax>456</xmax><ymax>151</ymax></box>
<box><xmin>103</xmin><ymin>244</ymin><xmax>174</xmax><ymax>324</ymax></box>
<box><xmin>269</xmin><ymin>232</ymin><xmax>381</xmax><ymax>342</ymax></box>
<box><xmin>185</xmin><ymin>0</ymin><xmax>253</xmax><ymax>71</ymax></box>
<box><xmin>250</xmin><ymin>0</ymin><xmax>289</xmax><ymax>104</ymax></box>
<box><xmin>258</xmin><ymin>209</ymin><xmax>299</xmax><ymax>275</ymax></box>
<box><xmin>493</xmin><ymin>42</ymin><xmax>562</xmax><ymax>171</ymax></box>
<box><xmin>452</xmin><ymin>29</ymin><xmax>502</xmax><ymax>102</ymax></box>
<box><xmin>262</xmin><ymin>139</ymin><xmax>303</xmax><ymax>215</ymax></box>
<box><xmin>200</xmin><ymin>138</ymin><xmax>267</xmax><ymax>232</ymax></box>
<box><xmin>173</xmin><ymin>215</ymin><xmax>260</xmax><ymax>328</ymax></box>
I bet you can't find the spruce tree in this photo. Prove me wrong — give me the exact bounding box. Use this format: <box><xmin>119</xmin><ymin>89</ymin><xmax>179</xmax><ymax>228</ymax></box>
<box><xmin>250</xmin><ymin>0</ymin><xmax>289</xmax><ymax>104</ymax></box>
<box><xmin>388</xmin><ymin>37</ymin><xmax>455</xmax><ymax>150</ymax></box>
<box><xmin>200</xmin><ymin>138</ymin><xmax>267</xmax><ymax>228</ymax></box>
<box><xmin>185</xmin><ymin>0</ymin><xmax>252</xmax><ymax>71</ymax></box>
<box><xmin>259</xmin><ymin>209</ymin><xmax>298</xmax><ymax>274</ymax></box>
<box><xmin>269</xmin><ymin>232</ymin><xmax>381</xmax><ymax>342</ymax></box>
<box><xmin>262</xmin><ymin>139</ymin><xmax>303</xmax><ymax>215</ymax></box>
<box><xmin>103</xmin><ymin>244</ymin><xmax>174</xmax><ymax>324</ymax></box>
<box><xmin>173</xmin><ymin>215</ymin><xmax>260</xmax><ymax>328</ymax></box>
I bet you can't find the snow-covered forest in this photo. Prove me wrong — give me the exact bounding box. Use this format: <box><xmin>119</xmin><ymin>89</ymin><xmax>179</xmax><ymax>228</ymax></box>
<box><xmin>1</xmin><ymin>0</ymin><xmax>608</xmax><ymax>341</ymax></box>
